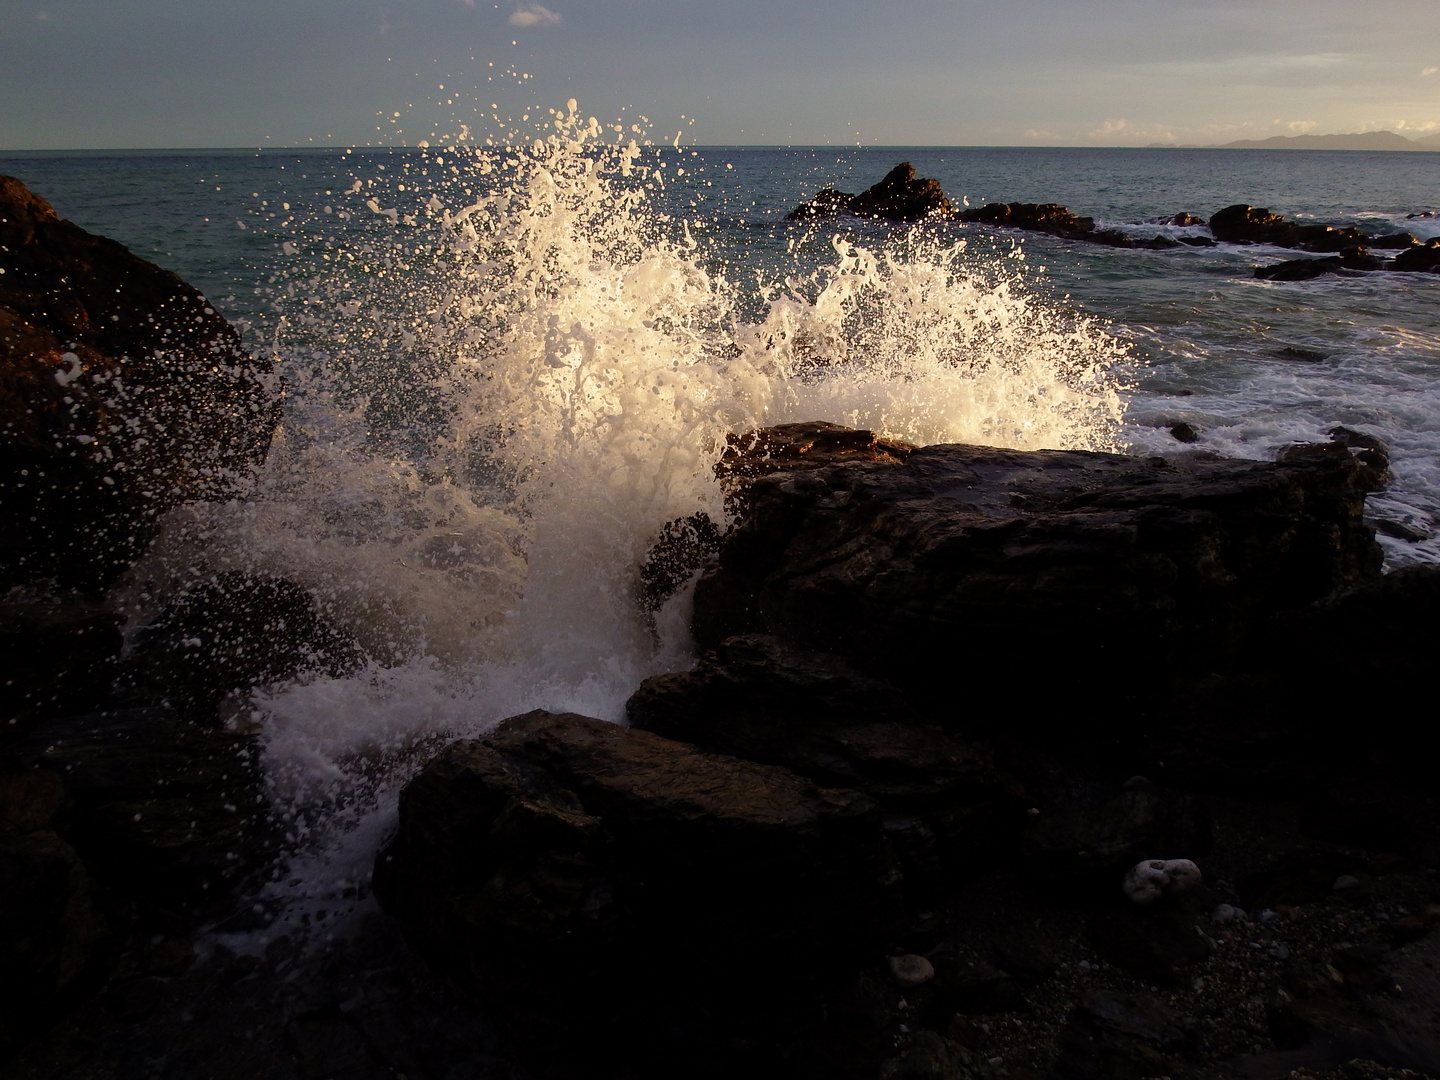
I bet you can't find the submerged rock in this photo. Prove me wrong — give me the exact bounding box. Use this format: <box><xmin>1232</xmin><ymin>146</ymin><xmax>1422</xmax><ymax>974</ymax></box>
<box><xmin>0</xmin><ymin>175</ymin><xmax>277</xmax><ymax>593</ymax></box>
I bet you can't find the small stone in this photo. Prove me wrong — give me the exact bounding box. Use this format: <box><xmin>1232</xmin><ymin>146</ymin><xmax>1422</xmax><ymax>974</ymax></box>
<box><xmin>1258</xmin><ymin>908</ymin><xmax>1281</xmax><ymax>924</ymax></box>
<box><xmin>1211</xmin><ymin>903</ymin><xmax>1245</xmax><ymax>923</ymax></box>
<box><xmin>1124</xmin><ymin>858</ymin><xmax>1203</xmax><ymax>904</ymax></box>
<box><xmin>1333</xmin><ymin>874</ymin><xmax>1360</xmax><ymax>891</ymax></box>
<box><xmin>888</xmin><ymin>953</ymin><xmax>935</xmax><ymax>987</ymax></box>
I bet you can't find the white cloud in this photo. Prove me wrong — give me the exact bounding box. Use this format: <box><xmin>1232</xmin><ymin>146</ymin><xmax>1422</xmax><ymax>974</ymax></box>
<box><xmin>1287</xmin><ymin>119</ymin><xmax>1318</xmax><ymax>133</ymax></box>
<box><xmin>508</xmin><ymin>4</ymin><xmax>561</xmax><ymax>27</ymax></box>
<box><xmin>1086</xmin><ymin>118</ymin><xmax>1177</xmax><ymax>143</ymax></box>
<box><xmin>1422</xmin><ymin>66</ymin><xmax>1438</xmax><ymax>77</ymax></box>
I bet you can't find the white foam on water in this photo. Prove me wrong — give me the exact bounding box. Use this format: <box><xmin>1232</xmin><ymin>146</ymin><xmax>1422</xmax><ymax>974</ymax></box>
<box><xmin>134</xmin><ymin>105</ymin><xmax>1130</xmax><ymax>945</ymax></box>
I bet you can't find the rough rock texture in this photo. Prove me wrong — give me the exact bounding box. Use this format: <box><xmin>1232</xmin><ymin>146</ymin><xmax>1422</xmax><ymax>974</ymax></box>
<box><xmin>1255</xmin><ymin>249</ymin><xmax>1385</xmax><ymax>280</ymax></box>
<box><xmin>786</xmin><ymin>162</ymin><xmax>954</xmax><ymax>222</ymax></box>
<box><xmin>957</xmin><ymin>201</ymin><xmax>1097</xmax><ymax>240</ymax></box>
<box><xmin>0</xmin><ymin>591</ymin><xmax>123</xmax><ymax>739</ymax></box>
<box><xmin>14</xmin><ymin>707</ymin><xmax>268</xmax><ymax>909</ymax></box>
<box><xmin>0</xmin><ymin>174</ymin><xmax>277</xmax><ymax>592</ymax></box>
<box><xmin>374</xmin><ymin>709</ymin><xmax>900</xmax><ymax>1075</ymax></box>
<box><xmin>639</xmin><ymin>421</ymin><xmax>914</xmax><ymax>611</ymax></box>
<box><xmin>627</xmin><ymin>634</ymin><xmax>1029</xmax><ymax>892</ymax></box>
<box><xmin>691</xmin><ymin>440</ymin><xmax>1383</xmax><ymax>728</ymax></box>
<box><xmin>127</xmin><ymin>571</ymin><xmax>366</xmax><ymax>720</ymax></box>
<box><xmin>0</xmin><ymin>766</ymin><xmax>107</xmax><ymax>1057</ymax></box>
<box><xmin>1209</xmin><ymin>205</ymin><xmax>1369</xmax><ymax>251</ymax></box>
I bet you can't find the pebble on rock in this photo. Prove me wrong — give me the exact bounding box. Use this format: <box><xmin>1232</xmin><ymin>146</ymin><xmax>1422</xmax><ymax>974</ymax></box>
<box><xmin>888</xmin><ymin>953</ymin><xmax>936</xmax><ymax>987</ymax></box>
<box><xmin>1123</xmin><ymin>858</ymin><xmax>1203</xmax><ymax>904</ymax></box>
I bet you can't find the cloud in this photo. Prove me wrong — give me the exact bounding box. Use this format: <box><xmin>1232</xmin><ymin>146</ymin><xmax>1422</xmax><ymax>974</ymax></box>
<box><xmin>1087</xmin><ymin>118</ymin><xmax>1177</xmax><ymax>143</ymax></box>
<box><xmin>1287</xmin><ymin>120</ymin><xmax>1318</xmax><ymax>133</ymax></box>
<box><xmin>508</xmin><ymin>4</ymin><xmax>560</xmax><ymax>27</ymax></box>
<box><xmin>1422</xmin><ymin>66</ymin><xmax>1438</xmax><ymax>77</ymax></box>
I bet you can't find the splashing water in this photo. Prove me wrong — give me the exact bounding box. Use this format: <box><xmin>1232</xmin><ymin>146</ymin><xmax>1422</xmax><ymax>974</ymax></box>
<box><xmin>131</xmin><ymin>104</ymin><xmax>1129</xmax><ymax>941</ymax></box>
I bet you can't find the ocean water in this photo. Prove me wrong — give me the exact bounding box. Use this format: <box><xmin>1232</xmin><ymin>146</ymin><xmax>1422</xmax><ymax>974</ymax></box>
<box><xmin>5</xmin><ymin>122</ymin><xmax>1438</xmax><ymax>941</ymax></box>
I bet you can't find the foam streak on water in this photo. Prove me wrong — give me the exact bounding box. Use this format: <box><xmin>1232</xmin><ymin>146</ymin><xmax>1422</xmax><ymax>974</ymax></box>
<box><xmin>132</xmin><ymin>106</ymin><xmax>1128</xmax><ymax>941</ymax></box>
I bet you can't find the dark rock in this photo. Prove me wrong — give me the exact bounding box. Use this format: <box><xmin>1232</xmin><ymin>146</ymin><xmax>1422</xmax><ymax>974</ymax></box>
<box><xmin>990</xmin><ymin>939</ymin><xmax>1060</xmax><ymax>988</ymax></box>
<box><xmin>1178</xmin><ymin>235</ymin><xmax>1217</xmax><ymax>247</ymax></box>
<box><xmin>0</xmin><ymin>590</ymin><xmax>123</xmax><ymax>739</ymax></box>
<box><xmin>691</xmin><ymin>436</ymin><xmax>1382</xmax><ymax>729</ymax></box>
<box><xmin>628</xmin><ymin>635</ymin><xmax>1031</xmax><ymax>892</ymax></box>
<box><xmin>1228</xmin><ymin>560</ymin><xmax>1440</xmax><ymax>762</ymax></box>
<box><xmin>1391</xmin><ymin>242</ymin><xmax>1440</xmax><ymax>273</ymax></box>
<box><xmin>941</xmin><ymin>963</ymin><xmax>1027</xmax><ymax>1014</ymax></box>
<box><xmin>0</xmin><ymin>175</ymin><xmax>278</xmax><ymax>593</ymax></box>
<box><xmin>1088</xmin><ymin>899</ymin><xmax>1213</xmax><ymax>983</ymax></box>
<box><xmin>1169</xmin><ymin>421</ymin><xmax>1200</xmax><ymax>443</ymax></box>
<box><xmin>1089</xmin><ymin>229</ymin><xmax>1136</xmax><ymax>248</ymax></box>
<box><xmin>1242</xmin><ymin>851</ymin><xmax>1366</xmax><ymax>909</ymax></box>
<box><xmin>879</xmin><ymin>1030</ymin><xmax>991</xmax><ymax>1080</ymax></box>
<box><xmin>374</xmin><ymin>709</ymin><xmax>900</xmax><ymax>1073</ymax></box>
<box><xmin>128</xmin><ymin>571</ymin><xmax>365</xmax><ymax>720</ymax></box>
<box><xmin>0</xmin><ymin>765</ymin><xmax>107</xmax><ymax>1056</ymax></box>
<box><xmin>717</xmin><ymin>420</ymin><xmax>916</xmax><ymax>487</ymax></box>
<box><xmin>639</xmin><ymin>421</ymin><xmax>914</xmax><ymax>611</ymax></box>
<box><xmin>1209</xmin><ymin>204</ymin><xmax>1292</xmax><ymax>244</ymax></box>
<box><xmin>1210</xmin><ymin>203</ymin><xmax>1371</xmax><ymax>254</ymax></box>
<box><xmin>785</xmin><ymin>187</ymin><xmax>854</xmax><ymax>220</ymax></box>
<box><xmin>1023</xmin><ymin>780</ymin><xmax>1211</xmax><ymax>892</ymax></box>
<box><xmin>637</xmin><ymin>511</ymin><xmax>723</xmax><ymax>611</ymax></box>
<box><xmin>786</xmin><ymin>163</ymin><xmax>954</xmax><ymax>223</ymax></box>
<box><xmin>16</xmin><ymin>706</ymin><xmax>268</xmax><ymax>907</ymax></box>
<box><xmin>1367</xmin><ymin>231</ymin><xmax>1418</xmax><ymax>249</ymax></box>
<box><xmin>1139</xmin><ymin>234</ymin><xmax>1181</xmax><ymax>249</ymax></box>
<box><xmin>1255</xmin><ymin>247</ymin><xmax>1383</xmax><ymax>281</ymax></box>
<box><xmin>1267</xmin><ymin>996</ymin><xmax>1380</xmax><ymax>1052</ymax></box>
<box><xmin>1051</xmin><ymin>990</ymin><xmax>1197</xmax><ymax>1080</ymax></box>
<box><xmin>849</xmin><ymin>163</ymin><xmax>956</xmax><ymax>222</ymax></box>
<box><xmin>1276</xmin><ymin>346</ymin><xmax>1327</xmax><ymax>362</ymax></box>
<box><xmin>958</xmin><ymin>202</ymin><xmax>1096</xmax><ymax>240</ymax></box>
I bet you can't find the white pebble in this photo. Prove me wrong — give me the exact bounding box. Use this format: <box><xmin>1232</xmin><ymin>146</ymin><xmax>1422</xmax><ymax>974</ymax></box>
<box><xmin>887</xmin><ymin>954</ymin><xmax>935</xmax><ymax>987</ymax></box>
<box><xmin>1124</xmin><ymin>858</ymin><xmax>1203</xmax><ymax>904</ymax></box>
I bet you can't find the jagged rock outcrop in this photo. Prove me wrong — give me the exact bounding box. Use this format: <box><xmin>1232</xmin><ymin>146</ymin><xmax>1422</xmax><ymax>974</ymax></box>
<box><xmin>0</xmin><ymin>174</ymin><xmax>278</xmax><ymax>592</ymax></box>
<box><xmin>786</xmin><ymin>162</ymin><xmax>954</xmax><ymax>222</ymax></box>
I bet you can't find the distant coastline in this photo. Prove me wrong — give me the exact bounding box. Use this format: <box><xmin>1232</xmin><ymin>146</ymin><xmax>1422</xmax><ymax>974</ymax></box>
<box><xmin>1146</xmin><ymin>129</ymin><xmax>1440</xmax><ymax>151</ymax></box>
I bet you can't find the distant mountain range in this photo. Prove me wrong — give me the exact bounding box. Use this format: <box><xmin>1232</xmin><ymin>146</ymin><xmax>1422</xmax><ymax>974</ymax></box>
<box><xmin>1159</xmin><ymin>130</ymin><xmax>1440</xmax><ymax>151</ymax></box>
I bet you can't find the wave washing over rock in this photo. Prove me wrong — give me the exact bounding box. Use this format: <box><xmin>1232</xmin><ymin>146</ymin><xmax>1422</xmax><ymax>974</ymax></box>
<box><xmin>108</xmin><ymin>106</ymin><xmax>1131</xmax><ymax>929</ymax></box>
<box><xmin>4</xmin><ymin>108</ymin><xmax>1440</xmax><ymax>1080</ymax></box>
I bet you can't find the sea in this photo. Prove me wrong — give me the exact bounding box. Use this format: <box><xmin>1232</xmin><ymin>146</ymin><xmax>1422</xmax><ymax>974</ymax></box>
<box><xmin>4</xmin><ymin>120</ymin><xmax>1438</xmax><ymax>942</ymax></box>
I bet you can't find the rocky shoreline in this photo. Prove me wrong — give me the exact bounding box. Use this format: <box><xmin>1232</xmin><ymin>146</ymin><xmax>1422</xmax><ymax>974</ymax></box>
<box><xmin>3</xmin><ymin>174</ymin><xmax>1440</xmax><ymax>1080</ymax></box>
<box><xmin>787</xmin><ymin>163</ymin><xmax>1440</xmax><ymax>278</ymax></box>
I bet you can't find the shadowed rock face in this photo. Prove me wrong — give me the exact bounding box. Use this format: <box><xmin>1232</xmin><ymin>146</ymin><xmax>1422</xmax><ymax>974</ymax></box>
<box><xmin>374</xmin><ymin>709</ymin><xmax>900</xmax><ymax>1073</ymax></box>
<box><xmin>691</xmin><ymin>440</ymin><xmax>1383</xmax><ymax>724</ymax></box>
<box><xmin>0</xmin><ymin>174</ymin><xmax>277</xmax><ymax>592</ymax></box>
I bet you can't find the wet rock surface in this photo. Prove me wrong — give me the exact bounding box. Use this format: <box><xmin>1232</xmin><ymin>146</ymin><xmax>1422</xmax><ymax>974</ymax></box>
<box><xmin>784</xmin><ymin>167</ymin><xmax>1438</xmax><ymax>278</ymax></box>
<box><xmin>690</xmin><ymin>439</ymin><xmax>1383</xmax><ymax>733</ymax></box>
<box><xmin>0</xmin><ymin>174</ymin><xmax>277</xmax><ymax>594</ymax></box>
<box><xmin>7</xmin><ymin>419</ymin><xmax>1440</xmax><ymax>1080</ymax></box>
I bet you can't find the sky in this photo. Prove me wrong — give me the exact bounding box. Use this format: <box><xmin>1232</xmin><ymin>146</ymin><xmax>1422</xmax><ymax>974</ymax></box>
<box><xmin>2</xmin><ymin>0</ymin><xmax>1438</xmax><ymax>149</ymax></box>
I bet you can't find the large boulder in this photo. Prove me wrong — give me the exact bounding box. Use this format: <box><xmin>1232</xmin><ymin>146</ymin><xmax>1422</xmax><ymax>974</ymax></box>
<box><xmin>0</xmin><ymin>174</ymin><xmax>277</xmax><ymax>592</ymax></box>
<box><xmin>627</xmin><ymin>634</ymin><xmax>1029</xmax><ymax>888</ymax></box>
<box><xmin>0</xmin><ymin>766</ymin><xmax>107</xmax><ymax>1056</ymax></box>
<box><xmin>691</xmin><ymin>439</ymin><xmax>1382</xmax><ymax>731</ymax></box>
<box><xmin>374</xmin><ymin>709</ymin><xmax>901</xmax><ymax>1074</ymax></box>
